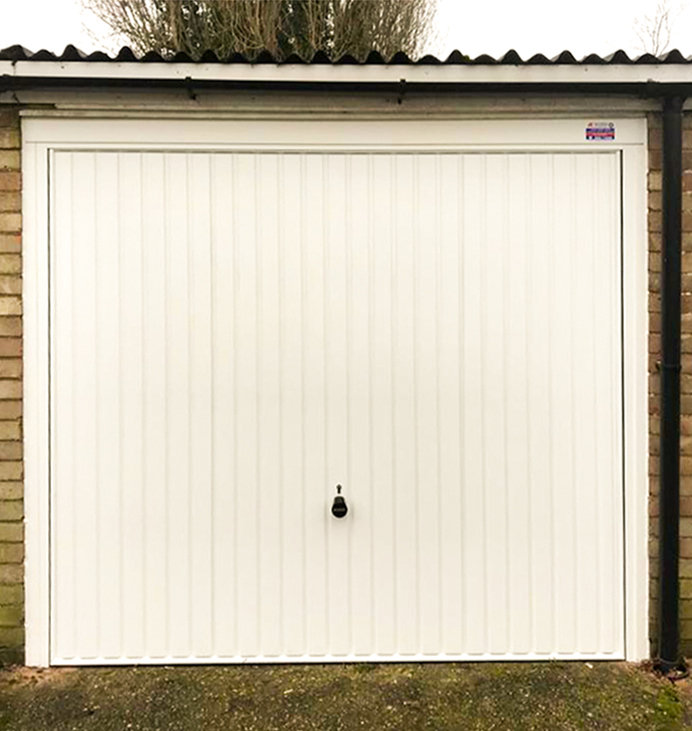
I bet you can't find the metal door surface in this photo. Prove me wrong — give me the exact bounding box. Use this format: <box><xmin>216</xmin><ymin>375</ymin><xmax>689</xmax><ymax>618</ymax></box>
<box><xmin>50</xmin><ymin>148</ymin><xmax>624</xmax><ymax>662</ymax></box>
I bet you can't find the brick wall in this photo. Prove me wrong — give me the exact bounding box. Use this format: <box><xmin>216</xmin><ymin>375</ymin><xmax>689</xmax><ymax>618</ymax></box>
<box><xmin>649</xmin><ymin>112</ymin><xmax>692</xmax><ymax>657</ymax></box>
<box><xmin>0</xmin><ymin>109</ymin><xmax>23</xmax><ymax>666</ymax></box>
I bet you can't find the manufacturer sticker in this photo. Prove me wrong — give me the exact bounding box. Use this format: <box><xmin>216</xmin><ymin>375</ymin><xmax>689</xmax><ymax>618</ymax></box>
<box><xmin>586</xmin><ymin>121</ymin><xmax>616</xmax><ymax>141</ymax></box>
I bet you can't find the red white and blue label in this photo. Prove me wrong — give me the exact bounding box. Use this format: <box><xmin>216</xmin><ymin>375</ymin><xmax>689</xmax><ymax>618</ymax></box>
<box><xmin>586</xmin><ymin>121</ymin><xmax>616</xmax><ymax>141</ymax></box>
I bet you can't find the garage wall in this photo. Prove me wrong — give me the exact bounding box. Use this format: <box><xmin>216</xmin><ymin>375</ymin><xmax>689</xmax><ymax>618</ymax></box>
<box><xmin>0</xmin><ymin>108</ymin><xmax>23</xmax><ymax>666</ymax></box>
<box><xmin>0</xmin><ymin>106</ymin><xmax>687</xmax><ymax>663</ymax></box>
<box><xmin>648</xmin><ymin>112</ymin><xmax>692</xmax><ymax>657</ymax></box>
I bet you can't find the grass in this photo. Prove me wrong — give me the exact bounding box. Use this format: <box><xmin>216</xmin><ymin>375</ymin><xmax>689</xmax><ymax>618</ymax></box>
<box><xmin>1</xmin><ymin>661</ymin><xmax>692</xmax><ymax>730</ymax></box>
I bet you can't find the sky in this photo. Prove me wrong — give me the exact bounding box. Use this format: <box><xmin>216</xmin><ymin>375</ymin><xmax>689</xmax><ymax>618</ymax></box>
<box><xmin>0</xmin><ymin>0</ymin><xmax>691</xmax><ymax>61</ymax></box>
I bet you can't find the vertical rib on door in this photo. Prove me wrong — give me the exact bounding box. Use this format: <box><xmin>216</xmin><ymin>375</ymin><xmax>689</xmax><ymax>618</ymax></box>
<box><xmin>50</xmin><ymin>149</ymin><xmax>624</xmax><ymax>663</ymax></box>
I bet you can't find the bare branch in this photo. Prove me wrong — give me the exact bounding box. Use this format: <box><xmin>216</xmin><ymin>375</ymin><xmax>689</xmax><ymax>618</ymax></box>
<box><xmin>80</xmin><ymin>0</ymin><xmax>441</xmax><ymax>61</ymax></box>
<box><xmin>633</xmin><ymin>0</ymin><xmax>686</xmax><ymax>56</ymax></box>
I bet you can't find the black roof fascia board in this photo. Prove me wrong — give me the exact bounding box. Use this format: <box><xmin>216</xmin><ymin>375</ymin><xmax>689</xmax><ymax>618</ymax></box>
<box><xmin>1</xmin><ymin>74</ymin><xmax>691</xmax><ymax>97</ymax></box>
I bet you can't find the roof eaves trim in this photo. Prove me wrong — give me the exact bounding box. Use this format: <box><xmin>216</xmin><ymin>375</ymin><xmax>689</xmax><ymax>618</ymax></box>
<box><xmin>3</xmin><ymin>60</ymin><xmax>692</xmax><ymax>85</ymax></box>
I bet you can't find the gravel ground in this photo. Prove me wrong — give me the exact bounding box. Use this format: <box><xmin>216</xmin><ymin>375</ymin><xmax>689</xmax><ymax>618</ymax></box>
<box><xmin>0</xmin><ymin>661</ymin><xmax>691</xmax><ymax>730</ymax></box>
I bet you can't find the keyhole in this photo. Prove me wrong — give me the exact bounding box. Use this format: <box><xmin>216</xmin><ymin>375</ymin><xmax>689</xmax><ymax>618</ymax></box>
<box><xmin>331</xmin><ymin>484</ymin><xmax>348</xmax><ymax>519</ymax></box>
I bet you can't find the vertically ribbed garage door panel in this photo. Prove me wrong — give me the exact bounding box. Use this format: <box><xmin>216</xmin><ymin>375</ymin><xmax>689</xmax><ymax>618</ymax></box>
<box><xmin>50</xmin><ymin>150</ymin><xmax>624</xmax><ymax>663</ymax></box>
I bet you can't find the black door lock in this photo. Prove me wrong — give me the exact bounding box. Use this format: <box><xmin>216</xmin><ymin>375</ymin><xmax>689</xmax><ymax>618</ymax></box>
<box><xmin>331</xmin><ymin>484</ymin><xmax>348</xmax><ymax>519</ymax></box>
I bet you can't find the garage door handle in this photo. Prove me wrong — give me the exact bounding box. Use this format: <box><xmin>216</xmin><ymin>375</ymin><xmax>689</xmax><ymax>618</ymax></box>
<box><xmin>331</xmin><ymin>485</ymin><xmax>348</xmax><ymax>519</ymax></box>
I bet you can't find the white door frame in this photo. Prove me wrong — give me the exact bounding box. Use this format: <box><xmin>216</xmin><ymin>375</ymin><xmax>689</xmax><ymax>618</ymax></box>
<box><xmin>22</xmin><ymin>115</ymin><xmax>649</xmax><ymax>666</ymax></box>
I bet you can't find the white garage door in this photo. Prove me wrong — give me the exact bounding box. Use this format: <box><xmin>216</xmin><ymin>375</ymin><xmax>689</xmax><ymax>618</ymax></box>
<box><xmin>49</xmin><ymin>145</ymin><xmax>624</xmax><ymax>663</ymax></box>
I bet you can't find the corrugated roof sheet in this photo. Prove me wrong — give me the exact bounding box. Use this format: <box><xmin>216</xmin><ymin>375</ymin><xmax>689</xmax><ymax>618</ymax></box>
<box><xmin>0</xmin><ymin>44</ymin><xmax>689</xmax><ymax>65</ymax></box>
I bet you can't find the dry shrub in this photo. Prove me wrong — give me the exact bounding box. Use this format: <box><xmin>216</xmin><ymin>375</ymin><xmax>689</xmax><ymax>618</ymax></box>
<box><xmin>81</xmin><ymin>0</ymin><xmax>440</xmax><ymax>61</ymax></box>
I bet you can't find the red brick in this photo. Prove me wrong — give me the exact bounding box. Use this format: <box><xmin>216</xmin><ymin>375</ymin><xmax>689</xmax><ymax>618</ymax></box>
<box><xmin>0</xmin><ymin>523</ymin><xmax>22</xmax><ymax>542</ymax></box>
<box><xmin>0</xmin><ymin>482</ymin><xmax>21</xmax><ymax>500</ymax></box>
<box><xmin>0</xmin><ymin>501</ymin><xmax>21</xmax><ymax>521</ymax></box>
<box><xmin>0</xmin><ymin>341</ymin><xmax>21</xmax><ymax>361</ymax></box>
<box><xmin>0</xmin><ymin>112</ymin><xmax>19</xmax><ymax>129</ymax></box>
<box><xmin>0</xmin><ymin>627</ymin><xmax>24</xmax><ymax>647</ymax></box>
<box><xmin>0</xmin><ymin>276</ymin><xmax>20</xmax><ymax>295</ymax></box>
<box><xmin>0</xmin><ymin>130</ymin><xmax>20</xmax><ymax>149</ymax></box>
<box><xmin>0</xmin><ymin>605</ymin><xmax>22</xmax><ymax>627</ymax></box>
<box><xmin>0</xmin><ymin>382</ymin><xmax>21</xmax><ymax>400</ymax></box>
<box><xmin>0</xmin><ymin>565</ymin><xmax>21</xmax><ymax>584</ymax></box>
<box><xmin>0</xmin><ymin>298</ymin><xmax>21</xmax><ymax>317</ymax></box>
<box><xmin>0</xmin><ymin>360</ymin><xmax>21</xmax><ymax>380</ymax></box>
<box><xmin>0</xmin><ymin>402</ymin><xmax>21</xmax><ymax>420</ymax></box>
<box><xmin>681</xmin><ymin>538</ymin><xmax>692</xmax><ymax>558</ymax></box>
<box><xmin>0</xmin><ymin>152</ymin><xmax>19</xmax><ymax>172</ymax></box>
<box><xmin>0</xmin><ymin>193</ymin><xmax>20</xmax><ymax>213</ymax></box>
<box><xmin>0</xmin><ymin>462</ymin><xmax>21</xmax><ymax>480</ymax></box>
<box><xmin>0</xmin><ymin>174</ymin><xmax>20</xmax><ymax>193</ymax></box>
<box><xmin>650</xmin><ymin>250</ymin><xmax>663</xmax><ymax>274</ymax></box>
<box><xmin>0</xmin><ymin>544</ymin><xmax>22</xmax><ymax>564</ymax></box>
<box><xmin>0</xmin><ymin>256</ymin><xmax>20</xmax><ymax>275</ymax></box>
<box><xmin>0</xmin><ymin>319</ymin><xmax>20</xmax><ymax>338</ymax></box>
<box><xmin>0</xmin><ymin>213</ymin><xmax>21</xmax><ymax>233</ymax></box>
<box><xmin>0</xmin><ymin>585</ymin><xmax>22</xmax><ymax>604</ymax></box>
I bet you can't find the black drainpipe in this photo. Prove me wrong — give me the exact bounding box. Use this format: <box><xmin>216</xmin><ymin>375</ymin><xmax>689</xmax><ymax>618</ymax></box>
<box><xmin>659</xmin><ymin>94</ymin><xmax>685</xmax><ymax>672</ymax></box>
